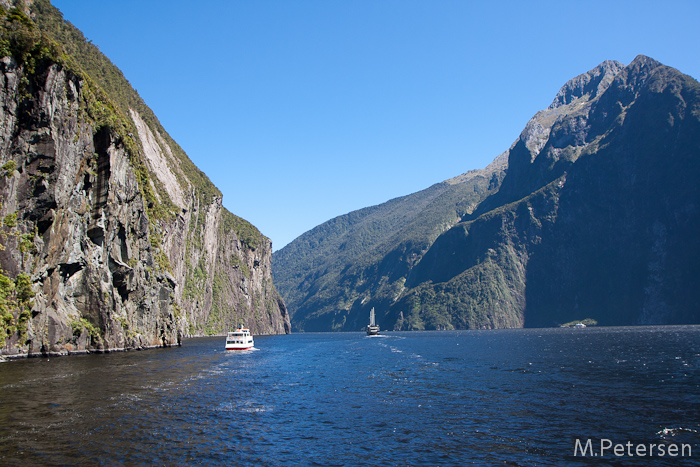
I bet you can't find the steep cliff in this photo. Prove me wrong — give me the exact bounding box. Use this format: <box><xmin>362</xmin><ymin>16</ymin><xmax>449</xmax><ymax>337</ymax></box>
<box><xmin>0</xmin><ymin>1</ymin><xmax>289</xmax><ymax>357</ymax></box>
<box><xmin>274</xmin><ymin>55</ymin><xmax>700</xmax><ymax>331</ymax></box>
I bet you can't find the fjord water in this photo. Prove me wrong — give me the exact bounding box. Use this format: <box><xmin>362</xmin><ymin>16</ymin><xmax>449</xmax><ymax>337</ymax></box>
<box><xmin>1</xmin><ymin>327</ymin><xmax>698</xmax><ymax>466</ymax></box>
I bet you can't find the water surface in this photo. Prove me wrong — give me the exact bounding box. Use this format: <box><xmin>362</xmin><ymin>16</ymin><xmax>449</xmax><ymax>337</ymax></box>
<box><xmin>1</xmin><ymin>326</ymin><xmax>699</xmax><ymax>465</ymax></box>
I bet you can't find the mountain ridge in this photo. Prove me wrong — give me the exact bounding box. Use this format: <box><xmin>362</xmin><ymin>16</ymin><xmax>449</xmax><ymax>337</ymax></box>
<box><xmin>273</xmin><ymin>54</ymin><xmax>700</xmax><ymax>331</ymax></box>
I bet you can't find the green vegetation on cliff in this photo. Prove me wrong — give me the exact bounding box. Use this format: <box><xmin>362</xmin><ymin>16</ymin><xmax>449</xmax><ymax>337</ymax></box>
<box><xmin>0</xmin><ymin>202</ymin><xmax>34</xmax><ymax>347</ymax></box>
<box><xmin>0</xmin><ymin>272</ymin><xmax>33</xmax><ymax>347</ymax></box>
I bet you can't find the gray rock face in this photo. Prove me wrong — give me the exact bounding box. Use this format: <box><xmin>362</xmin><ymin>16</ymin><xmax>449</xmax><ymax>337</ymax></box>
<box><xmin>548</xmin><ymin>60</ymin><xmax>624</xmax><ymax>109</ymax></box>
<box><xmin>0</xmin><ymin>54</ymin><xmax>288</xmax><ymax>357</ymax></box>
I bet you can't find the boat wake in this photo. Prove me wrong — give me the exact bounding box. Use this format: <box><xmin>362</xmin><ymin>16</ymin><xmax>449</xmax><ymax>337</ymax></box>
<box><xmin>224</xmin><ymin>347</ymin><xmax>260</xmax><ymax>354</ymax></box>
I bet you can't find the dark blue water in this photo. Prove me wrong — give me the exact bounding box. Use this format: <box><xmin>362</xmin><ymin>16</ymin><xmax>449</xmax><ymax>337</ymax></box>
<box><xmin>1</xmin><ymin>326</ymin><xmax>699</xmax><ymax>466</ymax></box>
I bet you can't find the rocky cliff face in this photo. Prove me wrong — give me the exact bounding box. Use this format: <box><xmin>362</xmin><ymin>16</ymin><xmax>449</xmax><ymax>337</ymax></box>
<box><xmin>274</xmin><ymin>55</ymin><xmax>700</xmax><ymax>331</ymax></box>
<box><xmin>521</xmin><ymin>56</ymin><xmax>700</xmax><ymax>326</ymax></box>
<box><xmin>0</xmin><ymin>1</ymin><xmax>289</xmax><ymax>358</ymax></box>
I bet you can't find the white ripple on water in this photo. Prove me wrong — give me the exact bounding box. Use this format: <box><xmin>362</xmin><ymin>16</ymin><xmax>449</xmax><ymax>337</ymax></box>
<box><xmin>215</xmin><ymin>400</ymin><xmax>271</xmax><ymax>414</ymax></box>
<box><xmin>240</xmin><ymin>404</ymin><xmax>270</xmax><ymax>413</ymax></box>
<box><xmin>657</xmin><ymin>427</ymin><xmax>699</xmax><ymax>438</ymax></box>
<box><xmin>114</xmin><ymin>393</ymin><xmax>142</xmax><ymax>403</ymax></box>
<box><xmin>0</xmin><ymin>370</ymin><xmax>82</xmax><ymax>390</ymax></box>
<box><xmin>222</xmin><ymin>347</ymin><xmax>260</xmax><ymax>354</ymax></box>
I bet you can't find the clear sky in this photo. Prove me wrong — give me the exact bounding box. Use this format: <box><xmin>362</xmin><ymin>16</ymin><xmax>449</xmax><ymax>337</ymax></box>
<box><xmin>51</xmin><ymin>0</ymin><xmax>700</xmax><ymax>251</ymax></box>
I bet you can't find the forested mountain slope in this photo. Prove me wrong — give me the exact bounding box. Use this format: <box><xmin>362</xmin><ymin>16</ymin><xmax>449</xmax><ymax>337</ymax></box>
<box><xmin>273</xmin><ymin>154</ymin><xmax>506</xmax><ymax>331</ymax></box>
<box><xmin>274</xmin><ymin>56</ymin><xmax>700</xmax><ymax>331</ymax></box>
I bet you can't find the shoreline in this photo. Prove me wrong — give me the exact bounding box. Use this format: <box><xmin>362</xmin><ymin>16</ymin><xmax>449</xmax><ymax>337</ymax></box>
<box><xmin>0</xmin><ymin>342</ymin><xmax>182</xmax><ymax>362</ymax></box>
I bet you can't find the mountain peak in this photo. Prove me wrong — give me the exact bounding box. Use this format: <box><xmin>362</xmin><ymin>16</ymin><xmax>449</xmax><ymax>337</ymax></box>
<box><xmin>549</xmin><ymin>60</ymin><xmax>625</xmax><ymax>109</ymax></box>
<box><xmin>629</xmin><ymin>54</ymin><xmax>662</xmax><ymax>70</ymax></box>
<box><xmin>620</xmin><ymin>54</ymin><xmax>665</xmax><ymax>88</ymax></box>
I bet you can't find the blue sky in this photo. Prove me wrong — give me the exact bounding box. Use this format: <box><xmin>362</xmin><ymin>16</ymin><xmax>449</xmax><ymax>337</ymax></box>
<box><xmin>51</xmin><ymin>0</ymin><xmax>700</xmax><ymax>250</ymax></box>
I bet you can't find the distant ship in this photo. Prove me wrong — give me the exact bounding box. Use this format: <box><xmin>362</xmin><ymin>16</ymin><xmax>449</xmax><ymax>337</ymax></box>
<box><xmin>225</xmin><ymin>327</ymin><xmax>254</xmax><ymax>350</ymax></box>
<box><xmin>366</xmin><ymin>307</ymin><xmax>380</xmax><ymax>336</ymax></box>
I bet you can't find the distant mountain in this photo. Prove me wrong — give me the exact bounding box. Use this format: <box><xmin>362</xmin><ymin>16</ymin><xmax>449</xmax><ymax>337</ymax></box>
<box><xmin>272</xmin><ymin>152</ymin><xmax>506</xmax><ymax>332</ymax></box>
<box><xmin>0</xmin><ymin>0</ymin><xmax>289</xmax><ymax>357</ymax></box>
<box><xmin>273</xmin><ymin>55</ymin><xmax>700</xmax><ymax>331</ymax></box>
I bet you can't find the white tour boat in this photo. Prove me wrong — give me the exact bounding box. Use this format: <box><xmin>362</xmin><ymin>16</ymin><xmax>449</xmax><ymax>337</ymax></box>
<box><xmin>225</xmin><ymin>327</ymin><xmax>254</xmax><ymax>350</ymax></box>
